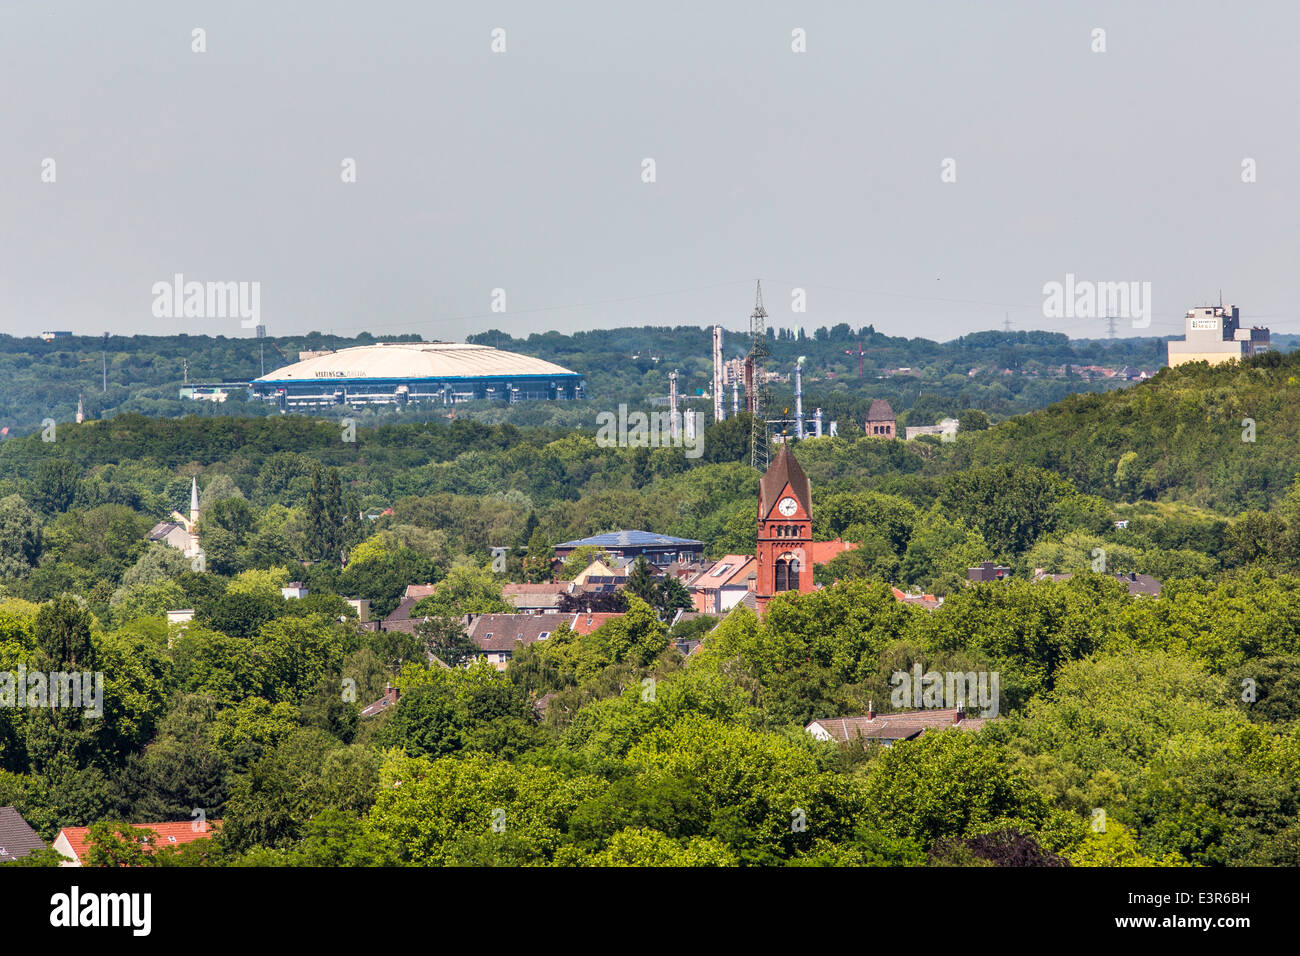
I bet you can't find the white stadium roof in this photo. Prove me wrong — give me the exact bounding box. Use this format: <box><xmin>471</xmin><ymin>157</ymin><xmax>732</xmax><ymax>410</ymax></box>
<box><xmin>253</xmin><ymin>342</ymin><xmax>579</xmax><ymax>382</ymax></box>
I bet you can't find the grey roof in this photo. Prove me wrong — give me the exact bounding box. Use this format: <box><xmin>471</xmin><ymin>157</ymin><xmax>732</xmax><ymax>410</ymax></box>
<box><xmin>807</xmin><ymin>709</ymin><xmax>990</xmax><ymax>744</ymax></box>
<box><xmin>1119</xmin><ymin>572</ymin><xmax>1162</xmax><ymax>597</ymax></box>
<box><xmin>555</xmin><ymin>530</ymin><xmax>704</xmax><ymax>550</ymax></box>
<box><xmin>147</xmin><ymin>521</ymin><xmax>183</xmax><ymax>540</ymax></box>
<box><xmin>865</xmin><ymin>399</ymin><xmax>896</xmax><ymax>421</ymax></box>
<box><xmin>466</xmin><ymin>613</ymin><xmax>571</xmax><ymax>652</ymax></box>
<box><xmin>0</xmin><ymin>806</ymin><xmax>46</xmax><ymax>862</ymax></box>
<box><xmin>383</xmin><ymin>596</ymin><xmax>422</xmax><ymax>626</ymax></box>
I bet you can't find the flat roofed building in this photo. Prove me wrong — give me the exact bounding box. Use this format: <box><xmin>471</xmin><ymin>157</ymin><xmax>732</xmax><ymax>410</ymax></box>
<box><xmin>249</xmin><ymin>341</ymin><xmax>584</xmax><ymax>409</ymax></box>
<box><xmin>554</xmin><ymin>531</ymin><xmax>704</xmax><ymax>567</ymax></box>
<box><xmin>905</xmin><ymin>418</ymin><xmax>959</xmax><ymax>441</ymax></box>
<box><xmin>1168</xmin><ymin>304</ymin><xmax>1269</xmax><ymax>368</ymax></box>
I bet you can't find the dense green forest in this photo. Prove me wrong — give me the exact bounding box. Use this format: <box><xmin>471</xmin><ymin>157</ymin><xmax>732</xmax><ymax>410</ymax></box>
<box><xmin>0</xmin><ymin>350</ymin><xmax>1298</xmax><ymax>866</ymax></box>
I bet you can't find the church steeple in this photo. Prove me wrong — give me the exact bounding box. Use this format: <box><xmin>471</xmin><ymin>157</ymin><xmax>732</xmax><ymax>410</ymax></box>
<box><xmin>75</xmin><ymin>394</ymin><xmax>85</xmax><ymax>424</ymax></box>
<box><xmin>183</xmin><ymin>477</ymin><xmax>201</xmax><ymax>559</ymax></box>
<box><xmin>755</xmin><ymin>445</ymin><xmax>813</xmax><ymax>614</ymax></box>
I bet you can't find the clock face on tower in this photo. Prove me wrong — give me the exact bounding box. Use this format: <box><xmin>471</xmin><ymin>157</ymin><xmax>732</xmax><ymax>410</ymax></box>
<box><xmin>777</xmin><ymin>496</ymin><xmax>798</xmax><ymax>517</ymax></box>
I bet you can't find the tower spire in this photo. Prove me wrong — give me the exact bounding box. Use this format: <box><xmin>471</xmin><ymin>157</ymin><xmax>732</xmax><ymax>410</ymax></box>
<box><xmin>186</xmin><ymin>477</ymin><xmax>201</xmax><ymax>559</ymax></box>
<box><xmin>749</xmin><ymin>281</ymin><xmax>771</xmax><ymax>472</ymax></box>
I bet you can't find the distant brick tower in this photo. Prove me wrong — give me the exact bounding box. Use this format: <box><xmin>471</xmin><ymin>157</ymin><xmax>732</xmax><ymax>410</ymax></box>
<box><xmin>755</xmin><ymin>445</ymin><xmax>814</xmax><ymax>614</ymax></box>
<box><xmin>864</xmin><ymin>399</ymin><xmax>896</xmax><ymax>438</ymax></box>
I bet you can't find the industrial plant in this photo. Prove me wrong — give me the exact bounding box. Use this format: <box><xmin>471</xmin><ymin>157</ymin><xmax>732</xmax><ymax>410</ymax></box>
<box><xmin>709</xmin><ymin>283</ymin><xmax>833</xmax><ymax>472</ymax></box>
<box><xmin>1167</xmin><ymin>303</ymin><xmax>1270</xmax><ymax>368</ymax></box>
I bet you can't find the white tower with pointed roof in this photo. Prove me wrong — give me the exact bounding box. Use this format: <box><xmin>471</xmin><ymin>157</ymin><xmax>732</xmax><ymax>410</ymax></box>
<box><xmin>186</xmin><ymin>477</ymin><xmax>200</xmax><ymax>557</ymax></box>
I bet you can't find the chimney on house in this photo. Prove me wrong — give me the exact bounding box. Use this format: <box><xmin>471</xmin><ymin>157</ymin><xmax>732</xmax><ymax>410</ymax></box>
<box><xmin>866</xmin><ymin>700</ymin><xmax>875</xmax><ymax>719</ymax></box>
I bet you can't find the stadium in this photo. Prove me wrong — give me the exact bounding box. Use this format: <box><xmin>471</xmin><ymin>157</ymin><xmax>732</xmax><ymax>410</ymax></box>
<box><xmin>248</xmin><ymin>342</ymin><xmax>585</xmax><ymax>410</ymax></box>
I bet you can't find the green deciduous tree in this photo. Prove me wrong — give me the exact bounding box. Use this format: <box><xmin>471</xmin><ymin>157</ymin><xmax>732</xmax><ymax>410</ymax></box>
<box><xmin>0</xmin><ymin>495</ymin><xmax>42</xmax><ymax>578</ymax></box>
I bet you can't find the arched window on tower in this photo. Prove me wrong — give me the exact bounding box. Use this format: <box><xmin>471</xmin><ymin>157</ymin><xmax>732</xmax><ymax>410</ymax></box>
<box><xmin>775</xmin><ymin>559</ymin><xmax>788</xmax><ymax>591</ymax></box>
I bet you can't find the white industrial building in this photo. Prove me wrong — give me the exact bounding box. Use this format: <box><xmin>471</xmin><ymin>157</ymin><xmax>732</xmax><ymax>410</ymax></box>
<box><xmin>1167</xmin><ymin>304</ymin><xmax>1269</xmax><ymax>368</ymax></box>
<box><xmin>247</xmin><ymin>341</ymin><xmax>584</xmax><ymax>410</ymax></box>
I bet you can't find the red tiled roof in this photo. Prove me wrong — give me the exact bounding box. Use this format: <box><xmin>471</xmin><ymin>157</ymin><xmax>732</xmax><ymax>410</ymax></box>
<box><xmin>890</xmin><ymin>586</ymin><xmax>943</xmax><ymax>610</ymax></box>
<box><xmin>569</xmin><ymin>612</ymin><xmax>623</xmax><ymax>636</ymax></box>
<box><xmin>688</xmin><ymin>555</ymin><xmax>756</xmax><ymax>590</ymax></box>
<box><xmin>57</xmin><ymin>821</ymin><xmax>221</xmax><ymax>863</ymax></box>
<box><xmin>502</xmin><ymin>583</ymin><xmax>568</xmax><ymax>594</ymax></box>
<box><xmin>501</xmin><ymin>583</ymin><xmax>568</xmax><ymax>609</ymax></box>
<box><xmin>808</xmin><ymin>539</ymin><xmax>858</xmax><ymax>565</ymax></box>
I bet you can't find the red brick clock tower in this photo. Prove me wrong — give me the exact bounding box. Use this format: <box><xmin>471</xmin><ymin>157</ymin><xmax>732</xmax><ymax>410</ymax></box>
<box><xmin>755</xmin><ymin>445</ymin><xmax>814</xmax><ymax>614</ymax></box>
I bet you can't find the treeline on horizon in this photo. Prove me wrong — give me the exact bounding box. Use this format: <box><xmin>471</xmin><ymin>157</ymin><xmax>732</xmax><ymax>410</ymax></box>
<box><xmin>0</xmin><ymin>324</ymin><xmax>1227</xmax><ymax>437</ymax></box>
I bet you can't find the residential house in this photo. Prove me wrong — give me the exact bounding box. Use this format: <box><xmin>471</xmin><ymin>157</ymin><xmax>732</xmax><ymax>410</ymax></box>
<box><xmin>569</xmin><ymin>611</ymin><xmax>624</xmax><ymax>636</ymax></box>
<box><xmin>381</xmin><ymin>584</ymin><xmax>440</xmax><ymax>630</ymax></box>
<box><xmin>967</xmin><ymin>561</ymin><xmax>1011</xmax><ymax>583</ymax></box>
<box><xmin>146</xmin><ymin>477</ymin><xmax>202</xmax><ymax>558</ymax></box>
<box><xmin>0</xmin><ymin>806</ymin><xmax>47</xmax><ymax>863</ymax></box>
<box><xmin>502</xmin><ymin>582</ymin><xmax>567</xmax><ymax>614</ymax></box>
<box><xmin>890</xmin><ymin>586</ymin><xmax>943</xmax><ymax>611</ymax></box>
<box><xmin>360</xmin><ymin>685</ymin><xmax>399</xmax><ymax>718</ymax></box>
<box><xmin>568</xmin><ymin>558</ymin><xmax>625</xmax><ymax>588</ymax></box>
<box><xmin>464</xmin><ymin>612</ymin><xmax>571</xmax><ymax>670</ymax></box>
<box><xmin>687</xmin><ymin>555</ymin><xmax>757</xmax><ymax>614</ymax></box>
<box><xmin>806</xmin><ymin>705</ymin><xmax>989</xmax><ymax>747</ymax></box>
<box><xmin>1032</xmin><ymin>568</ymin><xmax>1161</xmax><ymax>597</ymax></box>
<box><xmin>146</xmin><ymin>521</ymin><xmax>190</xmax><ymax>552</ymax></box>
<box><xmin>53</xmin><ymin>821</ymin><xmax>219</xmax><ymax>866</ymax></box>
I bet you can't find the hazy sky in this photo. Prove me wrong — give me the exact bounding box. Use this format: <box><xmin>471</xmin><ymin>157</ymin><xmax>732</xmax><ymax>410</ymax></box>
<box><xmin>3</xmin><ymin>1</ymin><xmax>1296</xmax><ymax>343</ymax></box>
